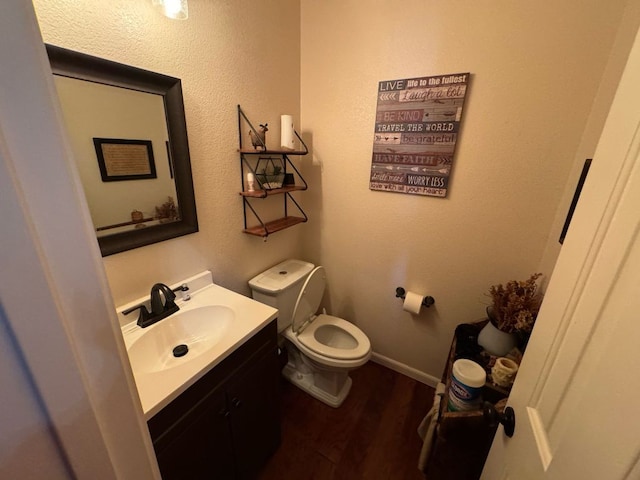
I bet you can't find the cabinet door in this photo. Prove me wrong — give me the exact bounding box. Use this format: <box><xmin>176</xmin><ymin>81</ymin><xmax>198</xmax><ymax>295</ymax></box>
<box><xmin>227</xmin><ymin>348</ymin><xmax>280</xmax><ymax>480</ymax></box>
<box><xmin>154</xmin><ymin>390</ymin><xmax>235</xmax><ymax>480</ymax></box>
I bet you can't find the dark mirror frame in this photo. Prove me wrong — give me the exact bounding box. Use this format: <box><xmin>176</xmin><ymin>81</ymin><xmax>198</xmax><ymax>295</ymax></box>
<box><xmin>46</xmin><ymin>44</ymin><xmax>198</xmax><ymax>256</ymax></box>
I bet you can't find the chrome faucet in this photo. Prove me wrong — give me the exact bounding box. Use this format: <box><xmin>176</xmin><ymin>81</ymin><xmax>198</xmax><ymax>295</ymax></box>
<box><xmin>123</xmin><ymin>282</ymin><xmax>186</xmax><ymax>328</ymax></box>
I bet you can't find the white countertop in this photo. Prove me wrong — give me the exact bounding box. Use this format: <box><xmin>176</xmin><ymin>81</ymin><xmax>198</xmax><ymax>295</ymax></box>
<box><xmin>119</xmin><ymin>271</ymin><xmax>278</xmax><ymax>420</ymax></box>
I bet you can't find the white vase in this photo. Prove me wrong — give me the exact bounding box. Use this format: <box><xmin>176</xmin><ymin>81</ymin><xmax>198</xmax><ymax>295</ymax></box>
<box><xmin>477</xmin><ymin>311</ymin><xmax>518</xmax><ymax>356</ymax></box>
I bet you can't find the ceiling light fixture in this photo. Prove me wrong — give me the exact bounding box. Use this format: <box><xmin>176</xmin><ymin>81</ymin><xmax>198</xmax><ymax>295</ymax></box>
<box><xmin>152</xmin><ymin>0</ymin><xmax>188</xmax><ymax>20</ymax></box>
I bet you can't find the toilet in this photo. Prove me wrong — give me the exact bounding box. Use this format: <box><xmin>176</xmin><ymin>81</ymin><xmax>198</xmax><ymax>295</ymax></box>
<box><xmin>249</xmin><ymin>259</ymin><xmax>371</xmax><ymax>407</ymax></box>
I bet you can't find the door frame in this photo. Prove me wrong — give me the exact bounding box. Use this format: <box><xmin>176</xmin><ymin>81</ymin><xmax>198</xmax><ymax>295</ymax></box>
<box><xmin>0</xmin><ymin>2</ymin><xmax>159</xmax><ymax>477</ymax></box>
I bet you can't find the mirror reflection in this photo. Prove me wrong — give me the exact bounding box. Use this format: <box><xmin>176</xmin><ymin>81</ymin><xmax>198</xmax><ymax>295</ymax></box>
<box><xmin>54</xmin><ymin>76</ymin><xmax>180</xmax><ymax>237</ymax></box>
<box><xmin>46</xmin><ymin>44</ymin><xmax>198</xmax><ymax>256</ymax></box>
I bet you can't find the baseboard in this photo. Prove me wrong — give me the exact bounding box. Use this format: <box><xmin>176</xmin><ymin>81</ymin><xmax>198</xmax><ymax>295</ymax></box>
<box><xmin>370</xmin><ymin>352</ymin><xmax>440</xmax><ymax>388</ymax></box>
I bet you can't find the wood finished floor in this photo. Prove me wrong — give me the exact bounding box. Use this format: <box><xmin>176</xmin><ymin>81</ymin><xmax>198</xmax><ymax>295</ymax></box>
<box><xmin>259</xmin><ymin>361</ymin><xmax>435</xmax><ymax>480</ymax></box>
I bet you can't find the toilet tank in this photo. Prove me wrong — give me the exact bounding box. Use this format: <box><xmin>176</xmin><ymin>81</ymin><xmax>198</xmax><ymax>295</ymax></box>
<box><xmin>248</xmin><ymin>259</ymin><xmax>314</xmax><ymax>332</ymax></box>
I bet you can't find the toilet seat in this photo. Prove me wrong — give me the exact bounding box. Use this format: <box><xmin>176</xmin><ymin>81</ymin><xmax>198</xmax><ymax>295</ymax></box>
<box><xmin>284</xmin><ymin>325</ymin><xmax>371</xmax><ymax>370</ymax></box>
<box><xmin>289</xmin><ymin>266</ymin><xmax>371</xmax><ymax>363</ymax></box>
<box><xmin>297</xmin><ymin>314</ymin><xmax>371</xmax><ymax>360</ymax></box>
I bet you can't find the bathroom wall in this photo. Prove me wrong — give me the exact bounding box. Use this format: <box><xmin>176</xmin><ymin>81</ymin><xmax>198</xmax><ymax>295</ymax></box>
<box><xmin>33</xmin><ymin>0</ymin><xmax>303</xmax><ymax>305</ymax></box>
<box><xmin>537</xmin><ymin>0</ymin><xmax>640</xmax><ymax>276</ymax></box>
<box><xmin>34</xmin><ymin>0</ymin><xmax>640</xmax><ymax>382</ymax></box>
<box><xmin>299</xmin><ymin>0</ymin><xmax>639</xmax><ymax>380</ymax></box>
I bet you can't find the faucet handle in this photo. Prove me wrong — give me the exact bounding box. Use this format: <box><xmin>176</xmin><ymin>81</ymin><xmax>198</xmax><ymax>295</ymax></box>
<box><xmin>172</xmin><ymin>283</ymin><xmax>189</xmax><ymax>292</ymax></box>
<box><xmin>172</xmin><ymin>283</ymin><xmax>190</xmax><ymax>301</ymax></box>
<box><xmin>122</xmin><ymin>304</ymin><xmax>151</xmax><ymax>327</ymax></box>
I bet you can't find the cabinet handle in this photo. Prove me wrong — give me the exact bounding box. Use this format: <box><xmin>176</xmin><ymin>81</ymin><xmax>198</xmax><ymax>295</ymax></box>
<box><xmin>232</xmin><ymin>398</ymin><xmax>242</xmax><ymax>409</ymax></box>
<box><xmin>218</xmin><ymin>408</ymin><xmax>230</xmax><ymax>418</ymax></box>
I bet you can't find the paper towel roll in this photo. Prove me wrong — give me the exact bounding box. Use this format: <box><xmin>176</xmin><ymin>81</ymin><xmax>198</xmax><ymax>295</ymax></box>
<box><xmin>280</xmin><ymin>114</ymin><xmax>295</xmax><ymax>150</ymax></box>
<box><xmin>403</xmin><ymin>291</ymin><xmax>424</xmax><ymax>314</ymax></box>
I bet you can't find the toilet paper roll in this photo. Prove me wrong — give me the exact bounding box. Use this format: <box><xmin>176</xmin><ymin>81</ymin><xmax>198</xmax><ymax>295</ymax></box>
<box><xmin>280</xmin><ymin>114</ymin><xmax>295</xmax><ymax>150</ymax></box>
<box><xmin>403</xmin><ymin>291</ymin><xmax>424</xmax><ymax>314</ymax></box>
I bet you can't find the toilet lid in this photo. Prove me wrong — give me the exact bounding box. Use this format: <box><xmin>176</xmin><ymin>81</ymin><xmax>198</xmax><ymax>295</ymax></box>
<box><xmin>291</xmin><ymin>266</ymin><xmax>326</xmax><ymax>334</ymax></box>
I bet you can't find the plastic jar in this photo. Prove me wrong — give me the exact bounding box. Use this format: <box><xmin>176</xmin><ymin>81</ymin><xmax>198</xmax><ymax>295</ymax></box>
<box><xmin>448</xmin><ymin>359</ymin><xmax>486</xmax><ymax>411</ymax></box>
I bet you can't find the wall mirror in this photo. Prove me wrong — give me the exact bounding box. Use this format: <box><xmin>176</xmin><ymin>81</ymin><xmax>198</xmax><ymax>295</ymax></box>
<box><xmin>46</xmin><ymin>44</ymin><xmax>198</xmax><ymax>256</ymax></box>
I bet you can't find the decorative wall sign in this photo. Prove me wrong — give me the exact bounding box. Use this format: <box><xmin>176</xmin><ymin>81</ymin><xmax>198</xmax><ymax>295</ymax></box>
<box><xmin>93</xmin><ymin>138</ymin><xmax>157</xmax><ymax>182</ymax></box>
<box><xmin>369</xmin><ymin>73</ymin><xmax>470</xmax><ymax>197</ymax></box>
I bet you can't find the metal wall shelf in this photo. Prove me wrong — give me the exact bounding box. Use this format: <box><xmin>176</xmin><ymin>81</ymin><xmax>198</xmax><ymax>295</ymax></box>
<box><xmin>237</xmin><ymin>105</ymin><xmax>309</xmax><ymax>238</ymax></box>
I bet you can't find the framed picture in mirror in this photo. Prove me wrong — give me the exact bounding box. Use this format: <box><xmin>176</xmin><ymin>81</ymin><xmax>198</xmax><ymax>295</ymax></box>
<box><xmin>93</xmin><ymin>138</ymin><xmax>157</xmax><ymax>182</ymax></box>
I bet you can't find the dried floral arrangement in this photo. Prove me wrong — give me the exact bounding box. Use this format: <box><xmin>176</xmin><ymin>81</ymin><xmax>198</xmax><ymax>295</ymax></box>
<box><xmin>487</xmin><ymin>273</ymin><xmax>543</xmax><ymax>334</ymax></box>
<box><xmin>155</xmin><ymin>196</ymin><xmax>178</xmax><ymax>222</ymax></box>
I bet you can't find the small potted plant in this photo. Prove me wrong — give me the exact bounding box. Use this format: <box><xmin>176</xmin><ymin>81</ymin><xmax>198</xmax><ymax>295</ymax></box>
<box><xmin>478</xmin><ymin>273</ymin><xmax>543</xmax><ymax>355</ymax></box>
<box><xmin>256</xmin><ymin>163</ymin><xmax>285</xmax><ymax>190</ymax></box>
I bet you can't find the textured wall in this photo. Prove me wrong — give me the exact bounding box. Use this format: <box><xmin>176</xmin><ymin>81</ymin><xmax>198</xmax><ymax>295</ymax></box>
<box><xmin>34</xmin><ymin>0</ymin><xmax>302</xmax><ymax>305</ymax></box>
<box><xmin>299</xmin><ymin>0</ymin><xmax>633</xmax><ymax>379</ymax></box>
<box><xmin>34</xmin><ymin>0</ymin><xmax>636</xmax><ymax>381</ymax></box>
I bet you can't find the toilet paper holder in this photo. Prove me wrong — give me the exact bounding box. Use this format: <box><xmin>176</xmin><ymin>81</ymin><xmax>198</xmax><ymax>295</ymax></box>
<box><xmin>395</xmin><ymin>287</ymin><xmax>435</xmax><ymax>308</ymax></box>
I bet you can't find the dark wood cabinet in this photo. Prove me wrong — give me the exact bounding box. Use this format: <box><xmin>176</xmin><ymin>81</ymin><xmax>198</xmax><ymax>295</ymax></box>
<box><xmin>227</xmin><ymin>348</ymin><xmax>281</xmax><ymax>479</ymax></box>
<box><xmin>154</xmin><ymin>390</ymin><xmax>235</xmax><ymax>479</ymax></box>
<box><xmin>148</xmin><ymin>321</ymin><xmax>280</xmax><ymax>479</ymax></box>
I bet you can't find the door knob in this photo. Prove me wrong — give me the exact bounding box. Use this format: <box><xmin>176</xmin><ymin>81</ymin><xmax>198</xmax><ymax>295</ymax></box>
<box><xmin>483</xmin><ymin>401</ymin><xmax>516</xmax><ymax>437</ymax></box>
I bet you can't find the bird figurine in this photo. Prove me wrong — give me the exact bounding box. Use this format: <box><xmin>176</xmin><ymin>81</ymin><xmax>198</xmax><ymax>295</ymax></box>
<box><xmin>249</xmin><ymin>123</ymin><xmax>268</xmax><ymax>150</ymax></box>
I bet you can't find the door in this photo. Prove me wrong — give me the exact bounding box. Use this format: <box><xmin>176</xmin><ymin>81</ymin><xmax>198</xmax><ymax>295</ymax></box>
<box><xmin>481</xmin><ymin>27</ymin><xmax>640</xmax><ymax>480</ymax></box>
<box><xmin>153</xmin><ymin>390</ymin><xmax>235</xmax><ymax>480</ymax></box>
<box><xmin>227</xmin><ymin>346</ymin><xmax>281</xmax><ymax>480</ymax></box>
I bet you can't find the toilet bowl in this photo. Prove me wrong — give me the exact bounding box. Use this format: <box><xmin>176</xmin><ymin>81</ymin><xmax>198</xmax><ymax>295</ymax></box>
<box><xmin>249</xmin><ymin>261</ymin><xmax>371</xmax><ymax>407</ymax></box>
<box><xmin>284</xmin><ymin>313</ymin><xmax>370</xmax><ymax>369</ymax></box>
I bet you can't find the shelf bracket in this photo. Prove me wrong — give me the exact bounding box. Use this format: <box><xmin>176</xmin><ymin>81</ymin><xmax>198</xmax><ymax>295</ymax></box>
<box><xmin>238</xmin><ymin>105</ymin><xmax>267</xmax><ymax>151</ymax></box>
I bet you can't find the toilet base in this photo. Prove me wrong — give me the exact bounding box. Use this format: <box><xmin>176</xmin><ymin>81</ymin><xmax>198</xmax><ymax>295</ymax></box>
<box><xmin>282</xmin><ymin>363</ymin><xmax>352</xmax><ymax>408</ymax></box>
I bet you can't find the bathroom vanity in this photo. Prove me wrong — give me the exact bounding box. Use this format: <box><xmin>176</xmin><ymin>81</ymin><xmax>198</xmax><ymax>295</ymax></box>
<box><xmin>148</xmin><ymin>321</ymin><xmax>279</xmax><ymax>479</ymax></box>
<box><xmin>119</xmin><ymin>271</ymin><xmax>280</xmax><ymax>479</ymax></box>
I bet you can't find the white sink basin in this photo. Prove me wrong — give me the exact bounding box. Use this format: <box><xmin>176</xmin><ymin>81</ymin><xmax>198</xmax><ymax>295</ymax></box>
<box><xmin>119</xmin><ymin>271</ymin><xmax>279</xmax><ymax>419</ymax></box>
<box><xmin>127</xmin><ymin>305</ymin><xmax>234</xmax><ymax>374</ymax></box>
